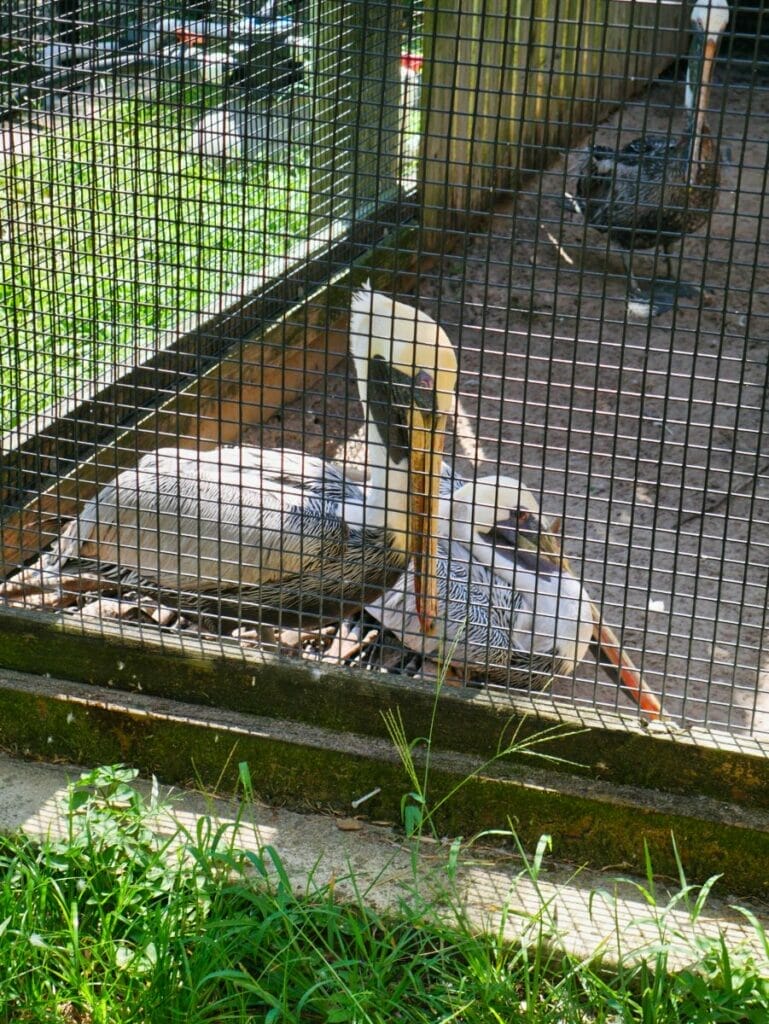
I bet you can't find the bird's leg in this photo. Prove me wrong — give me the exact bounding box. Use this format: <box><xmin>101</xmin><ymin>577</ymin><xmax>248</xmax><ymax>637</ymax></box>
<box><xmin>620</xmin><ymin>249</ymin><xmax>643</xmax><ymax>296</ymax></box>
<box><xmin>344</xmin><ymin>609</ymin><xmax>392</xmax><ymax>667</ymax></box>
<box><xmin>225</xmin><ymin>618</ymin><xmax>280</xmax><ymax>650</ymax></box>
<box><xmin>624</xmin><ymin>239</ymin><xmax>700</xmax><ymax>317</ymax></box>
<box><xmin>665</xmin><ymin>238</ymin><xmax>701</xmax><ymax>300</ymax></box>
<box><xmin>259</xmin><ymin>623</ymin><xmax>279</xmax><ymax>649</ymax></box>
<box><xmin>317</xmin><ymin>612</ymin><xmax>383</xmax><ymax>665</ymax></box>
<box><xmin>637</xmin><ymin>239</ymin><xmax>701</xmax><ymax>316</ymax></box>
<box><xmin>620</xmin><ymin>248</ymin><xmax>667</xmax><ymax>317</ymax></box>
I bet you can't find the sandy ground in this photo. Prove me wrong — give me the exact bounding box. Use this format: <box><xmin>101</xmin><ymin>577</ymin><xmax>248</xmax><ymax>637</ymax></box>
<box><xmin>246</xmin><ymin>75</ymin><xmax>769</xmax><ymax>738</ymax></box>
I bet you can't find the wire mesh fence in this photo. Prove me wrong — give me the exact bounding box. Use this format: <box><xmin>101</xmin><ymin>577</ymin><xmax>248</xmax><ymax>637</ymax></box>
<box><xmin>1</xmin><ymin>0</ymin><xmax>767</xmax><ymax>741</ymax></box>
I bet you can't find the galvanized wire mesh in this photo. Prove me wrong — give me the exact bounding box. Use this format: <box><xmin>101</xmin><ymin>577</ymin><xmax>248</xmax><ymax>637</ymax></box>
<box><xmin>1</xmin><ymin>1</ymin><xmax>768</xmax><ymax>739</ymax></box>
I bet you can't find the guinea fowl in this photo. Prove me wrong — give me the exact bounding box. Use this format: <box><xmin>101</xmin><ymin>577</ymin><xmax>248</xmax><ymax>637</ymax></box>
<box><xmin>568</xmin><ymin>0</ymin><xmax>729</xmax><ymax>314</ymax></box>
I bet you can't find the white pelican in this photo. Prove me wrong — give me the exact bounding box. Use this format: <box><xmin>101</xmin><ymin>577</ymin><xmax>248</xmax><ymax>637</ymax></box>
<box><xmin>567</xmin><ymin>0</ymin><xmax>729</xmax><ymax>313</ymax></box>
<box><xmin>366</xmin><ymin>474</ymin><xmax>662</xmax><ymax>717</ymax></box>
<box><xmin>2</xmin><ymin>283</ymin><xmax>457</xmax><ymax>638</ymax></box>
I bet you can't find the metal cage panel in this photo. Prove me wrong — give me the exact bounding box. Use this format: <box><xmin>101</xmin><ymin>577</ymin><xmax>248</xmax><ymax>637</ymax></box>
<box><xmin>2</xmin><ymin>0</ymin><xmax>768</xmax><ymax>750</ymax></box>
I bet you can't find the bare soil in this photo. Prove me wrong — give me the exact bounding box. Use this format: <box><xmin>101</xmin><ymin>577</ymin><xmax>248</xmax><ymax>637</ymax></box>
<box><xmin>247</xmin><ymin>77</ymin><xmax>769</xmax><ymax>738</ymax></box>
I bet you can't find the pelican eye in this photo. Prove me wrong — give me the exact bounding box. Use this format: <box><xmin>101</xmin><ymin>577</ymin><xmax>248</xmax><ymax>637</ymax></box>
<box><xmin>411</xmin><ymin>369</ymin><xmax>440</xmax><ymax>416</ymax></box>
<box><xmin>515</xmin><ymin>509</ymin><xmax>541</xmax><ymax>538</ymax></box>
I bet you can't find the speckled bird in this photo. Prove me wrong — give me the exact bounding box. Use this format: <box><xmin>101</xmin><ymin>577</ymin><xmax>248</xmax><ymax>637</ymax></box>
<box><xmin>568</xmin><ymin>0</ymin><xmax>729</xmax><ymax>312</ymax></box>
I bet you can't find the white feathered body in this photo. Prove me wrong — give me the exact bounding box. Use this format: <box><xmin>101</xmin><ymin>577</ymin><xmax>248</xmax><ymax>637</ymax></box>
<box><xmin>43</xmin><ymin>446</ymin><xmax>409</xmax><ymax>627</ymax></box>
<box><xmin>367</xmin><ymin>473</ymin><xmax>593</xmax><ymax>688</ymax></box>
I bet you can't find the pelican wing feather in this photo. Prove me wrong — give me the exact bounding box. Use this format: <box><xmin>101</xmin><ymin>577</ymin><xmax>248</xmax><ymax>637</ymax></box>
<box><xmin>366</xmin><ymin>536</ymin><xmax>587</xmax><ymax>688</ymax></box>
<box><xmin>53</xmin><ymin>447</ymin><xmax>352</xmax><ymax>595</ymax></box>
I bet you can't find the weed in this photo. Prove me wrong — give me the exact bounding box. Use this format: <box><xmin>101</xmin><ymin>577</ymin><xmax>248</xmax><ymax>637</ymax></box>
<box><xmin>0</xmin><ymin>760</ymin><xmax>767</xmax><ymax>1022</ymax></box>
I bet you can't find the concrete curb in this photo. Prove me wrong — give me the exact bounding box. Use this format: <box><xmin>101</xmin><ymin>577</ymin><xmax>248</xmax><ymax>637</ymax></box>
<box><xmin>1</xmin><ymin>752</ymin><xmax>767</xmax><ymax>972</ymax></box>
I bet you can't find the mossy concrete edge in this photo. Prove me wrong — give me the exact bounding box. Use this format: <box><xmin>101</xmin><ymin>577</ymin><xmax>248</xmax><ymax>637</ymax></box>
<box><xmin>1</xmin><ymin>666</ymin><xmax>768</xmax><ymax>898</ymax></box>
<box><xmin>0</xmin><ymin>606</ymin><xmax>768</xmax><ymax>815</ymax></box>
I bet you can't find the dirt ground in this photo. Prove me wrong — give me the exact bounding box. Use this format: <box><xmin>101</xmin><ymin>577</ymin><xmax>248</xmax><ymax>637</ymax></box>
<box><xmin>246</xmin><ymin>76</ymin><xmax>769</xmax><ymax>739</ymax></box>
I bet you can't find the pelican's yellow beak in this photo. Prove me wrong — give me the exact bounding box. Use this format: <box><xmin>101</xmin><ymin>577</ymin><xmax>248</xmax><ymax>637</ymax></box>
<box><xmin>407</xmin><ymin>406</ymin><xmax>448</xmax><ymax>636</ymax></box>
<box><xmin>535</xmin><ymin>515</ymin><xmax>663</xmax><ymax>720</ymax></box>
<box><xmin>689</xmin><ymin>34</ymin><xmax>720</xmax><ymax>183</ymax></box>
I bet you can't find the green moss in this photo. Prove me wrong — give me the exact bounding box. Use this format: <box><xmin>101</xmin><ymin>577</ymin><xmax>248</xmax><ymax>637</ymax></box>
<box><xmin>3</xmin><ymin>605</ymin><xmax>769</xmax><ymax>819</ymax></box>
<box><xmin>2</xmin><ymin>669</ymin><xmax>769</xmax><ymax>898</ymax></box>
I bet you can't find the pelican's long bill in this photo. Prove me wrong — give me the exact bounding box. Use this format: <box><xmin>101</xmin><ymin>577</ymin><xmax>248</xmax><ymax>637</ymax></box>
<box><xmin>590</xmin><ymin>619</ymin><xmax>662</xmax><ymax>721</ymax></box>
<box><xmin>688</xmin><ymin>32</ymin><xmax>719</xmax><ymax>181</ymax></box>
<box><xmin>526</xmin><ymin>514</ymin><xmax>662</xmax><ymax>720</ymax></box>
<box><xmin>408</xmin><ymin>401</ymin><xmax>448</xmax><ymax>635</ymax></box>
<box><xmin>688</xmin><ymin>0</ymin><xmax>730</xmax><ymax>181</ymax></box>
<box><xmin>348</xmin><ymin>282</ymin><xmax>458</xmax><ymax>638</ymax></box>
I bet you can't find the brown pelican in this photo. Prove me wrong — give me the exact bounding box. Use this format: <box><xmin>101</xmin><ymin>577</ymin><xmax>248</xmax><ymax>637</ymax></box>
<box><xmin>365</xmin><ymin>474</ymin><xmax>662</xmax><ymax>717</ymax></box>
<box><xmin>567</xmin><ymin>0</ymin><xmax>729</xmax><ymax>314</ymax></box>
<box><xmin>2</xmin><ymin>283</ymin><xmax>457</xmax><ymax>639</ymax></box>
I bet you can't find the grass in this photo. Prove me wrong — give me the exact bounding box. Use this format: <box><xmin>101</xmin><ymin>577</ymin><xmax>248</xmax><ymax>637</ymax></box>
<box><xmin>1</xmin><ymin>85</ymin><xmax>311</xmax><ymax>436</ymax></box>
<box><xmin>0</xmin><ymin>761</ymin><xmax>767</xmax><ymax>1024</ymax></box>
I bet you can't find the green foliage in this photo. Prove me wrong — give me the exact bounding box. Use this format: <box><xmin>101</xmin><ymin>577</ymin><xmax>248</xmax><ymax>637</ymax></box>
<box><xmin>382</xmin><ymin>700</ymin><xmax>583</xmax><ymax>852</ymax></box>
<box><xmin>0</xmin><ymin>763</ymin><xmax>766</xmax><ymax>1023</ymax></box>
<box><xmin>1</xmin><ymin>89</ymin><xmax>309</xmax><ymax>433</ymax></box>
